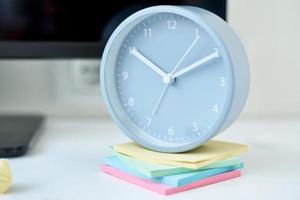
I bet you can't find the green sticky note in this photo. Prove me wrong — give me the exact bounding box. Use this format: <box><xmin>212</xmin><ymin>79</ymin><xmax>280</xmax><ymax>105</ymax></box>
<box><xmin>103</xmin><ymin>156</ymin><xmax>243</xmax><ymax>187</ymax></box>
<box><xmin>113</xmin><ymin>151</ymin><xmax>243</xmax><ymax>178</ymax></box>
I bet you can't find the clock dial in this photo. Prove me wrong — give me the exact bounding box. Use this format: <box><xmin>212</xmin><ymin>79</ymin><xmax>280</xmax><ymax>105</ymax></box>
<box><xmin>115</xmin><ymin>13</ymin><xmax>228</xmax><ymax>144</ymax></box>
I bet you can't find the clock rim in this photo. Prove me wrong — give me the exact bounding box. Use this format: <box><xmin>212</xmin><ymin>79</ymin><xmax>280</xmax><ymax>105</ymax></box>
<box><xmin>101</xmin><ymin>5</ymin><xmax>240</xmax><ymax>153</ymax></box>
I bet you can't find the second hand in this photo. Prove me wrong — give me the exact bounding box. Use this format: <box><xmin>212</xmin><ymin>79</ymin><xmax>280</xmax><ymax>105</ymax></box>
<box><xmin>151</xmin><ymin>34</ymin><xmax>199</xmax><ymax>117</ymax></box>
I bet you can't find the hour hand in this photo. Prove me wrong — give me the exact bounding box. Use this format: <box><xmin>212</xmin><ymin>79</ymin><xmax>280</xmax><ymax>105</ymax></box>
<box><xmin>130</xmin><ymin>47</ymin><xmax>167</xmax><ymax>78</ymax></box>
<box><xmin>173</xmin><ymin>49</ymin><xmax>219</xmax><ymax>79</ymax></box>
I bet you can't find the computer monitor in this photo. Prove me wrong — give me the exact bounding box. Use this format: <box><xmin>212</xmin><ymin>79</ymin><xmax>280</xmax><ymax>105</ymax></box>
<box><xmin>0</xmin><ymin>0</ymin><xmax>226</xmax><ymax>59</ymax></box>
<box><xmin>0</xmin><ymin>0</ymin><xmax>227</xmax><ymax>156</ymax></box>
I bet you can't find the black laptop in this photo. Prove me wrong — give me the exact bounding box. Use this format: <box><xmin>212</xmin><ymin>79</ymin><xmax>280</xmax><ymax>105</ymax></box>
<box><xmin>0</xmin><ymin>115</ymin><xmax>44</xmax><ymax>157</ymax></box>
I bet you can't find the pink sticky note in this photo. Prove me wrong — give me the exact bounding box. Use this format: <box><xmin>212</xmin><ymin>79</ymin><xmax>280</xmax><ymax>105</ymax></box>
<box><xmin>101</xmin><ymin>164</ymin><xmax>241</xmax><ymax>195</ymax></box>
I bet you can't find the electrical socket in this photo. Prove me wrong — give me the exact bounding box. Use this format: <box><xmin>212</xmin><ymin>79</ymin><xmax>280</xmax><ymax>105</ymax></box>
<box><xmin>70</xmin><ymin>60</ymin><xmax>100</xmax><ymax>93</ymax></box>
<box><xmin>54</xmin><ymin>59</ymin><xmax>102</xmax><ymax>104</ymax></box>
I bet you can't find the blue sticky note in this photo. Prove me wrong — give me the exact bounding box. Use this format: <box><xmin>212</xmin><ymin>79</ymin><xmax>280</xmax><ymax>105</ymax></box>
<box><xmin>103</xmin><ymin>156</ymin><xmax>243</xmax><ymax>187</ymax></box>
<box><xmin>154</xmin><ymin>164</ymin><xmax>242</xmax><ymax>187</ymax></box>
<box><xmin>104</xmin><ymin>156</ymin><xmax>145</xmax><ymax>178</ymax></box>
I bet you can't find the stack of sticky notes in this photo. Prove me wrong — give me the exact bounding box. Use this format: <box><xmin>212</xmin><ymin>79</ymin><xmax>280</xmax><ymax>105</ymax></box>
<box><xmin>101</xmin><ymin>140</ymin><xmax>248</xmax><ymax>195</ymax></box>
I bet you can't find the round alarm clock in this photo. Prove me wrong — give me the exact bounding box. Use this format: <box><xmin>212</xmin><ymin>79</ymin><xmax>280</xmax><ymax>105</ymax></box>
<box><xmin>101</xmin><ymin>6</ymin><xmax>250</xmax><ymax>153</ymax></box>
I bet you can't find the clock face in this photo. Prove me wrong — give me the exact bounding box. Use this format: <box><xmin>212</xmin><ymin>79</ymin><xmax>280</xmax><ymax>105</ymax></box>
<box><xmin>114</xmin><ymin>12</ymin><xmax>229</xmax><ymax>144</ymax></box>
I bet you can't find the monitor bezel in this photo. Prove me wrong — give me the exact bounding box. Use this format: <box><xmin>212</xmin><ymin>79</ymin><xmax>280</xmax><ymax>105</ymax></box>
<box><xmin>0</xmin><ymin>42</ymin><xmax>104</xmax><ymax>59</ymax></box>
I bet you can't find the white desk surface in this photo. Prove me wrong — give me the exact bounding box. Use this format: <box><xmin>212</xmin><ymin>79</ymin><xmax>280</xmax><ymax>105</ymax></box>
<box><xmin>2</xmin><ymin>117</ymin><xmax>300</xmax><ymax>200</ymax></box>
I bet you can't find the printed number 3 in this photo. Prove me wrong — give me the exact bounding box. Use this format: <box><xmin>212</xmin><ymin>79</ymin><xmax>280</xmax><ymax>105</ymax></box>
<box><xmin>219</xmin><ymin>77</ymin><xmax>225</xmax><ymax>86</ymax></box>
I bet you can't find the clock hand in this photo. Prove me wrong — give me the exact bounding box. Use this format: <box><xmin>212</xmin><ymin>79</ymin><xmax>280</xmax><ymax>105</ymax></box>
<box><xmin>151</xmin><ymin>84</ymin><xmax>169</xmax><ymax>116</ymax></box>
<box><xmin>151</xmin><ymin>35</ymin><xmax>199</xmax><ymax>116</ymax></box>
<box><xmin>170</xmin><ymin>34</ymin><xmax>199</xmax><ymax>74</ymax></box>
<box><xmin>131</xmin><ymin>48</ymin><xmax>167</xmax><ymax>78</ymax></box>
<box><xmin>173</xmin><ymin>49</ymin><xmax>219</xmax><ymax>79</ymax></box>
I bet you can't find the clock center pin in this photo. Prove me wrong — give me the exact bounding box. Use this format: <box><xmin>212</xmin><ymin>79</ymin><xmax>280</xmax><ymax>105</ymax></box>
<box><xmin>163</xmin><ymin>74</ymin><xmax>175</xmax><ymax>85</ymax></box>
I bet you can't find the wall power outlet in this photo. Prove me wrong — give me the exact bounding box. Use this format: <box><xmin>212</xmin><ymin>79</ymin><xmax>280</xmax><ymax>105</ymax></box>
<box><xmin>54</xmin><ymin>59</ymin><xmax>102</xmax><ymax>104</ymax></box>
<box><xmin>70</xmin><ymin>60</ymin><xmax>100</xmax><ymax>93</ymax></box>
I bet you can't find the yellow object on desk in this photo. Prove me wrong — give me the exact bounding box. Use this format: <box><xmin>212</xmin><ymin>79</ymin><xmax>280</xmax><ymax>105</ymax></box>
<box><xmin>0</xmin><ymin>159</ymin><xmax>12</xmax><ymax>194</ymax></box>
<box><xmin>113</xmin><ymin>140</ymin><xmax>248</xmax><ymax>169</ymax></box>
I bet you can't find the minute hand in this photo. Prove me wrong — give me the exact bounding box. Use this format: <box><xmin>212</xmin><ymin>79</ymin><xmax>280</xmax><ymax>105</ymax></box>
<box><xmin>173</xmin><ymin>50</ymin><xmax>219</xmax><ymax>79</ymax></box>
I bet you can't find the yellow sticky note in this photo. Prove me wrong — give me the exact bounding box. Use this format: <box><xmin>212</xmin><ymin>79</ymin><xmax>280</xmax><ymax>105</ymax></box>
<box><xmin>0</xmin><ymin>160</ymin><xmax>12</xmax><ymax>194</ymax></box>
<box><xmin>113</xmin><ymin>140</ymin><xmax>248</xmax><ymax>169</ymax></box>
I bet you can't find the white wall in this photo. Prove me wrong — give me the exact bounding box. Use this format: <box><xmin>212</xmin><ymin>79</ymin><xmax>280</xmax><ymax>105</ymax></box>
<box><xmin>228</xmin><ymin>0</ymin><xmax>300</xmax><ymax>117</ymax></box>
<box><xmin>0</xmin><ymin>0</ymin><xmax>300</xmax><ymax>117</ymax></box>
<box><xmin>0</xmin><ymin>60</ymin><xmax>106</xmax><ymax>117</ymax></box>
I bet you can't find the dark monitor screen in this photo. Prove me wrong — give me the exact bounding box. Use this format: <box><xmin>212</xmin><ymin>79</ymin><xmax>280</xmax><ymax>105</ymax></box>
<box><xmin>0</xmin><ymin>0</ymin><xmax>226</xmax><ymax>58</ymax></box>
